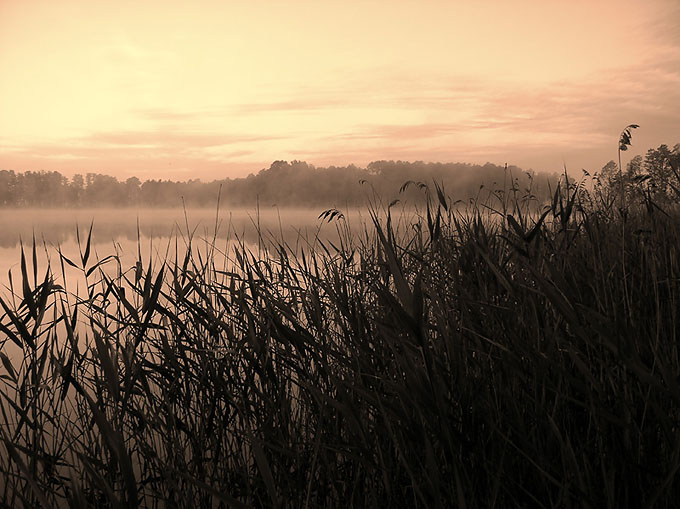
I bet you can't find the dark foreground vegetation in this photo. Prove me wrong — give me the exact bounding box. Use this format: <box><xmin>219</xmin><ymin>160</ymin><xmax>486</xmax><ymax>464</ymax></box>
<box><xmin>1</xmin><ymin>148</ymin><xmax>680</xmax><ymax>507</ymax></box>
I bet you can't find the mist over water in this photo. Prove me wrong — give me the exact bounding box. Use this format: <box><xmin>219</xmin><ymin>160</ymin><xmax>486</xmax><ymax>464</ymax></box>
<box><xmin>0</xmin><ymin>207</ymin><xmax>366</xmax><ymax>291</ymax></box>
<box><xmin>0</xmin><ymin>207</ymin><xmax>339</xmax><ymax>247</ymax></box>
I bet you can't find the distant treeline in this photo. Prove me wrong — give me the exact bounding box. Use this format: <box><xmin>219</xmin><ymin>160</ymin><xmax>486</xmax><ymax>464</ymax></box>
<box><xmin>1</xmin><ymin>143</ymin><xmax>677</xmax><ymax>208</ymax></box>
<box><xmin>0</xmin><ymin>160</ymin><xmax>552</xmax><ymax>208</ymax></box>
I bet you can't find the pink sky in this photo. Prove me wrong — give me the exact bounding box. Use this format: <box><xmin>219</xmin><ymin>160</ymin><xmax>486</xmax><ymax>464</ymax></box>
<box><xmin>1</xmin><ymin>0</ymin><xmax>679</xmax><ymax>180</ymax></box>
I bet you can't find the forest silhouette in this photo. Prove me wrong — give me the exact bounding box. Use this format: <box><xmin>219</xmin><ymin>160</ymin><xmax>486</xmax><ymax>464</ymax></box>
<box><xmin>0</xmin><ymin>160</ymin><xmax>548</xmax><ymax>208</ymax></box>
<box><xmin>1</xmin><ymin>142</ymin><xmax>677</xmax><ymax>208</ymax></box>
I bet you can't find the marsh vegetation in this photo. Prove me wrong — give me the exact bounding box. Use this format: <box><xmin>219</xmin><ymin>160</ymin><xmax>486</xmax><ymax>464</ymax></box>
<box><xmin>1</xmin><ymin>158</ymin><xmax>680</xmax><ymax>507</ymax></box>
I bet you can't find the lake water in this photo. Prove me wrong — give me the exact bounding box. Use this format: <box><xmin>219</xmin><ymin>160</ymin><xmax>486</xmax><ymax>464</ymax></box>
<box><xmin>0</xmin><ymin>207</ymin><xmax>364</xmax><ymax>296</ymax></box>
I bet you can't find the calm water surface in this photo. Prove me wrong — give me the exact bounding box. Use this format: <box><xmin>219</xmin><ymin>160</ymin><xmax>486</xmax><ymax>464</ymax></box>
<box><xmin>0</xmin><ymin>207</ymin><xmax>360</xmax><ymax>294</ymax></box>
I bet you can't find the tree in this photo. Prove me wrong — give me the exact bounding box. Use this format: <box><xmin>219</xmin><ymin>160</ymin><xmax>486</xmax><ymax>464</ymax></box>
<box><xmin>70</xmin><ymin>174</ymin><xmax>84</xmax><ymax>205</ymax></box>
<box><xmin>600</xmin><ymin>160</ymin><xmax>619</xmax><ymax>187</ymax></box>
<box><xmin>125</xmin><ymin>176</ymin><xmax>142</xmax><ymax>205</ymax></box>
<box><xmin>626</xmin><ymin>155</ymin><xmax>643</xmax><ymax>179</ymax></box>
<box><xmin>644</xmin><ymin>144</ymin><xmax>675</xmax><ymax>200</ymax></box>
<box><xmin>0</xmin><ymin>170</ymin><xmax>18</xmax><ymax>206</ymax></box>
<box><xmin>84</xmin><ymin>174</ymin><xmax>125</xmax><ymax>206</ymax></box>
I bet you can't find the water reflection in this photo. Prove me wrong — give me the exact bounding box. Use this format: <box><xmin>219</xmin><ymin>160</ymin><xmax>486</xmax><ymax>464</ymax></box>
<box><xmin>0</xmin><ymin>207</ymin><xmax>365</xmax><ymax>290</ymax></box>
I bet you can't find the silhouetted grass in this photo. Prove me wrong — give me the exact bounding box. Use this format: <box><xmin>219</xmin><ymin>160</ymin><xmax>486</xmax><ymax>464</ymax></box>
<box><xmin>1</xmin><ymin>170</ymin><xmax>679</xmax><ymax>507</ymax></box>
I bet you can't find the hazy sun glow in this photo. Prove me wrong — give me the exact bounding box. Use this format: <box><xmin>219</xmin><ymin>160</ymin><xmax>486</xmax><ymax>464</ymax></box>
<box><xmin>1</xmin><ymin>0</ymin><xmax>679</xmax><ymax>179</ymax></box>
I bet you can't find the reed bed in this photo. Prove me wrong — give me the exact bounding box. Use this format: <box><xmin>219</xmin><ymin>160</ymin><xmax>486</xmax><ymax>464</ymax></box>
<box><xmin>0</xmin><ymin>173</ymin><xmax>679</xmax><ymax>508</ymax></box>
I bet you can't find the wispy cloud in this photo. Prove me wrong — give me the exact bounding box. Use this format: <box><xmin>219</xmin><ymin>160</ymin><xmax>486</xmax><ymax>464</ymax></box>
<box><xmin>2</xmin><ymin>37</ymin><xmax>679</xmax><ymax>179</ymax></box>
<box><xmin>276</xmin><ymin>60</ymin><xmax>680</xmax><ymax>172</ymax></box>
<box><xmin>86</xmin><ymin>130</ymin><xmax>282</xmax><ymax>150</ymax></box>
<box><xmin>235</xmin><ymin>98</ymin><xmax>350</xmax><ymax>114</ymax></box>
<box><xmin>0</xmin><ymin>127</ymin><xmax>284</xmax><ymax>180</ymax></box>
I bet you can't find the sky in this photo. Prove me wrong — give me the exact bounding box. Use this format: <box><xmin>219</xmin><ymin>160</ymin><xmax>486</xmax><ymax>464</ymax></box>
<box><xmin>1</xmin><ymin>0</ymin><xmax>679</xmax><ymax>181</ymax></box>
